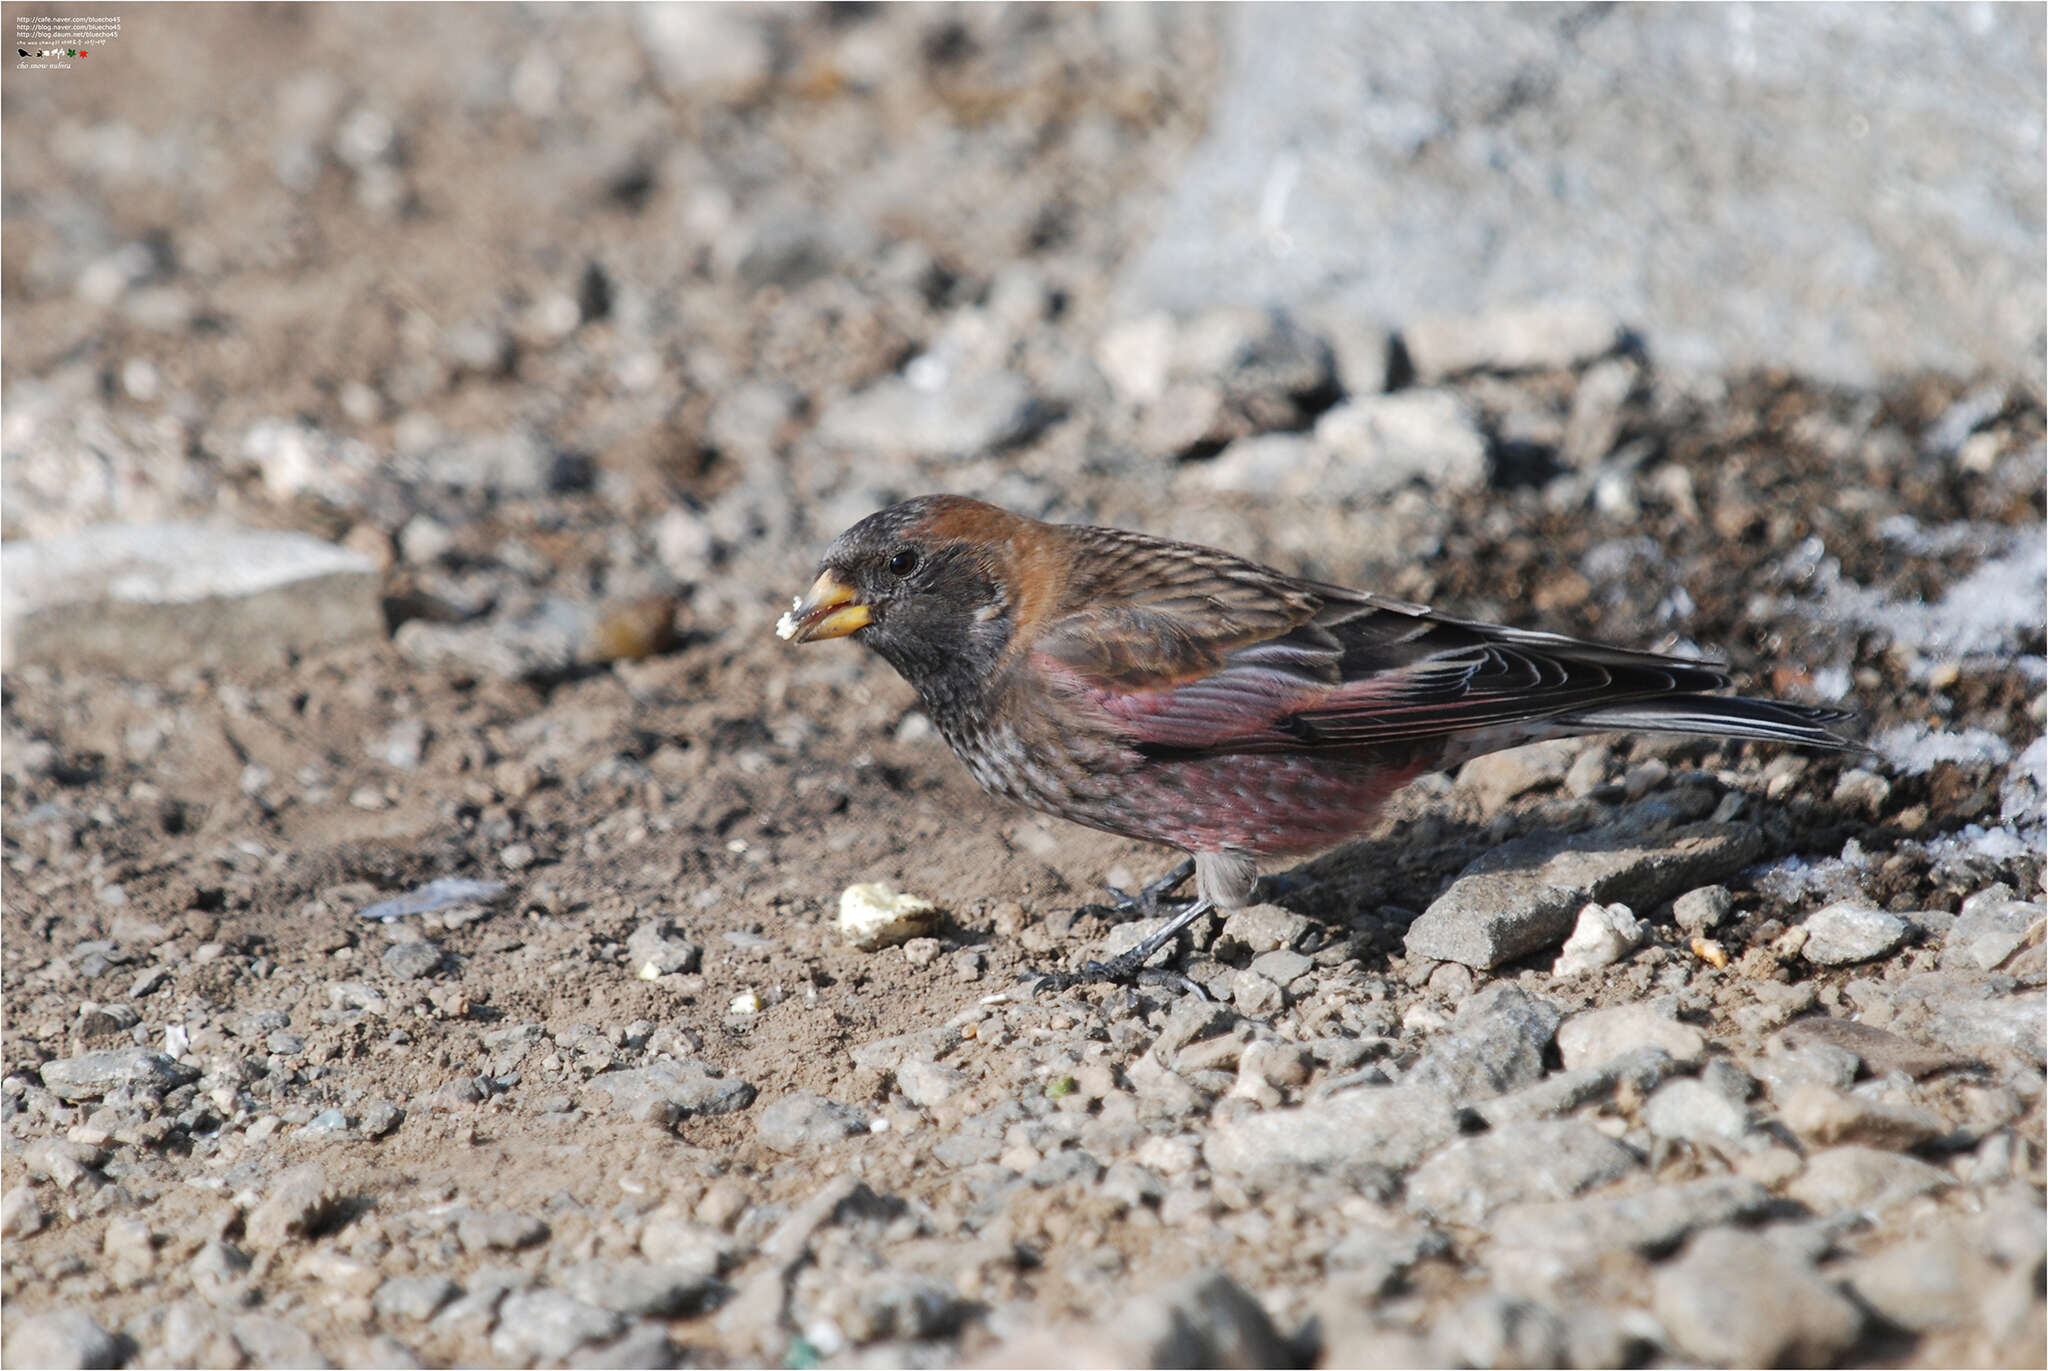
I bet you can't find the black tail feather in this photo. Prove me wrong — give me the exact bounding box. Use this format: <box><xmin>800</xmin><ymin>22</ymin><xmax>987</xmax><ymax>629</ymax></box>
<box><xmin>1556</xmin><ymin>694</ymin><xmax>1861</xmax><ymax>751</ymax></box>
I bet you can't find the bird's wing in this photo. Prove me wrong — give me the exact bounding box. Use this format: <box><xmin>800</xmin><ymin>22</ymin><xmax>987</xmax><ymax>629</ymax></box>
<box><xmin>1029</xmin><ymin>537</ymin><xmax>1732</xmax><ymax>754</ymax></box>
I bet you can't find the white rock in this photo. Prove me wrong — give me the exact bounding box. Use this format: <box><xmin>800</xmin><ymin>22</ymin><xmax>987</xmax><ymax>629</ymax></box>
<box><xmin>837</xmin><ymin>883</ymin><xmax>939</xmax><ymax>951</ymax></box>
<box><xmin>1551</xmin><ymin>902</ymin><xmax>1644</xmax><ymax>976</ymax></box>
<box><xmin>1801</xmin><ymin>903</ymin><xmax>1910</xmax><ymax>966</ymax></box>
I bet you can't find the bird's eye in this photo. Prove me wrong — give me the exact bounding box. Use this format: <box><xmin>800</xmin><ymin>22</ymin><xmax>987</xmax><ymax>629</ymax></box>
<box><xmin>887</xmin><ymin>548</ymin><xmax>919</xmax><ymax>577</ymax></box>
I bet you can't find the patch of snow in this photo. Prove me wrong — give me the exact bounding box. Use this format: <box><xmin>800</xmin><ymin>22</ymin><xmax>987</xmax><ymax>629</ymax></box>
<box><xmin>1876</xmin><ymin>723</ymin><xmax>2015</xmax><ymax>776</ymax></box>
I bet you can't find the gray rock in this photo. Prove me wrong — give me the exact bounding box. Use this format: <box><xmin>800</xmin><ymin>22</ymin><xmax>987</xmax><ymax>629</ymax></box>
<box><xmin>1492</xmin><ymin>1175</ymin><xmax>1773</xmax><ymax>1265</ymax></box>
<box><xmin>39</xmin><ymin>1047</ymin><xmax>198</xmax><ymax>1102</ymax></box>
<box><xmin>1174</xmin><ymin>305</ymin><xmax>1334</xmax><ymax>407</ymax></box>
<box><xmin>1403</xmin><ymin>981</ymin><xmax>1563</xmax><ymax>1101</ymax></box>
<box><xmin>1406</xmin><ymin>1120</ymin><xmax>1639</xmax><ymax>1225</ymax></box>
<box><xmin>1186</xmin><ymin>432</ymin><xmax>1316</xmax><ymax>494</ymax></box>
<box><xmin>4</xmin><ymin>1311</ymin><xmax>122</xmax><ymax>1370</ymax></box>
<box><xmin>816</xmin><ymin>372</ymin><xmax>1041</xmax><ymax>460</ymax></box>
<box><xmin>1653</xmin><ymin>1228</ymin><xmax>1864</xmax><ymax>1367</ymax></box>
<box><xmin>245</xmin><ymin>1165</ymin><xmax>343</xmax><ymax>1250</ymax></box>
<box><xmin>1908</xmin><ymin>984</ymin><xmax>2047</xmax><ymax>1066</ymax></box>
<box><xmin>1944</xmin><ymin>894</ymin><xmax>2044</xmax><ymax>971</ymax></box>
<box><xmin>1205</xmin><ymin>1083</ymin><xmax>1457</xmax><ymax>1187</ymax></box>
<box><xmin>1218</xmin><ymin>904</ymin><xmax>1315</xmax><ymax>955</ymax></box>
<box><xmin>1786</xmin><ymin>1145</ymin><xmax>1953</xmax><ymax>1216</ymax></box>
<box><xmin>1801</xmin><ymin>902</ymin><xmax>1911</xmax><ymax>966</ymax></box>
<box><xmin>1458</xmin><ymin>738</ymin><xmax>1582</xmax><ymax>812</ymax></box>
<box><xmin>1773</xmin><ymin>1015</ymin><xmax>1961</xmax><ymax>1080</ymax></box>
<box><xmin>456</xmin><ymin>1209</ymin><xmax>549</xmax><ymax>1253</ymax></box>
<box><xmin>1642</xmin><ymin>1077</ymin><xmax>1749</xmax><ymax>1142</ymax></box>
<box><xmin>755</xmin><ymin>1090</ymin><xmax>868</xmax><ymax>1153</ymax></box>
<box><xmin>1671</xmin><ymin>884</ymin><xmax>1733</xmax><ymax>935</ymax></box>
<box><xmin>588</xmin><ymin>1060</ymin><xmax>756</xmax><ymax>1126</ymax></box>
<box><xmin>1556</xmin><ymin>996</ymin><xmax>1706</xmax><ymax>1071</ymax></box>
<box><xmin>1476</xmin><ymin>1045</ymin><xmax>1684</xmax><ymax>1126</ymax></box>
<box><xmin>625</xmin><ymin>922</ymin><xmax>703</xmax><ymax>977</ymax></box>
<box><xmin>228</xmin><ymin>1315</ymin><xmax>327</xmax><ymax>1369</ymax></box>
<box><xmin>373</xmin><ymin>1275</ymin><xmax>461</xmax><ymax>1322</ymax></box>
<box><xmin>557</xmin><ymin>1261</ymin><xmax>720</xmax><ymax>1317</ymax></box>
<box><xmin>489</xmin><ymin>1290</ymin><xmax>625</xmax><ymax>1365</ymax></box>
<box><xmin>1405</xmin><ymin>303</ymin><xmax>1624</xmax><ymax>380</ymax></box>
<box><xmin>2</xmin><ymin>523</ymin><xmax>381</xmax><ymax>675</ymax></box>
<box><xmin>357</xmin><ymin>877</ymin><xmax>508</xmax><ymax>922</ymax></box>
<box><xmin>1119</xmin><ymin>6</ymin><xmax>2040</xmax><ymax>384</ymax></box>
<box><xmin>1430</xmin><ymin>1293</ymin><xmax>1569</xmax><ymax>1371</ymax></box>
<box><xmin>1312</xmin><ymin>391</ymin><xmax>1489</xmax><ymax>494</ymax></box>
<box><xmin>395</xmin><ymin>598</ymin><xmax>594</xmax><ymax>682</ymax></box>
<box><xmin>824</xmin><ymin>1274</ymin><xmax>971</xmax><ymax>1344</ymax></box>
<box><xmin>567</xmin><ymin>1323</ymin><xmax>680</xmax><ymax>1371</ymax></box>
<box><xmin>2</xmin><ymin>1184</ymin><xmax>46</xmax><ymax>1237</ymax></box>
<box><xmin>1404</xmin><ymin>822</ymin><xmax>1763</xmax><ymax>969</ymax></box>
<box><xmin>847</xmin><ymin>1025</ymin><xmax>965</xmax><ymax>1072</ymax></box>
<box><xmin>896</xmin><ymin>1058</ymin><xmax>971</xmax><ymax>1108</ymax></box>
<box><xmin>993</xmin><ymin>1270</ymin><xmax>1293</xmax><ymax>1369</ymax></box>
<box><xmin>1779</xmin><ymin>1083</ymin><xmax>1945</xmax><ymax>1150</ymax></box>
<box><xmin>381</xmin><ymin>939</ymin><xmax>444</xmax><ymax>980</ymax></box>
<box><xmin>360</xmin><ymin>1099</ymin><xmax>405</xmax><ymax>1138</ymax></box>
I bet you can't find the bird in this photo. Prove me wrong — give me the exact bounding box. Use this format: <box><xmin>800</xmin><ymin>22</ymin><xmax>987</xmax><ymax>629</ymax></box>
<box><xmin>778</xmin><ymin>495</ymin><xmax>1856</xmax><ymax>989</ymax></box>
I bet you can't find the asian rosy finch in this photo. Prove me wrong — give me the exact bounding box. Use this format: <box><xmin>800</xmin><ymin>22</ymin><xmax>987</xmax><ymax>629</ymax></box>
<box><xmin>779</xmin><ymin>496</ymin><xmax>1854</xmax><ymax>987</ymax></box>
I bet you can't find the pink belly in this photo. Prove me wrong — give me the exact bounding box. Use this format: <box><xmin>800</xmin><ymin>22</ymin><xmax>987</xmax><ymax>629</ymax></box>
<box><xmin>1102</xmin><ymin>751</ymin><xmax>1426</xmax><ymax>858</ymax></box>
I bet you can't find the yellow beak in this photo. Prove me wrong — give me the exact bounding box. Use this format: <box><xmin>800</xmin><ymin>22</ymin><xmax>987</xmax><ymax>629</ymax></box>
<box><xmin>775</xmin><ymin>571</ymin><xmax>872</xmax><ymax>643</ymax></box>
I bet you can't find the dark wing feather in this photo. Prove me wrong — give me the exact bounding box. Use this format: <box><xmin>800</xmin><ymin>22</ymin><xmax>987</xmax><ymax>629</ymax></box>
<box><xmin>1026</xmin><ymin>525</ymin><xmax>1849</xmax><ymax>754</ymax></box>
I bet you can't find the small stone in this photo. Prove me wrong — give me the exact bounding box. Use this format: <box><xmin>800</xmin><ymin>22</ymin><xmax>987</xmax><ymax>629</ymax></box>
<box><xmin>2</xmin><ymin>1184</ymin><xmax>46</xmax><ymax>1237</ymax></box>
<box><xmin>1218</xmin><ymin>905</ymin><xmax>1314</xmax><ymax>954</ymax></box>
<box><xmin>1780</xmin><ymin>1083</ymin><xmax>1946</xmax><ymax>1150</ymax></box>
<box><xmin>1786</xmin><ymin>1146</ymin><xmax>1953</xmax><ymax>1215</ymax></box>
<box><xmin>1801</xmin><ymin>903</ymin><xmax>1911</xmax><ymax>966</ymax></box>
<box><xmin>374</xmin><ymin>1275</ymin><xmax>461</xmax><ymax>1322</ymax></box>
<box><xmin>1653</xmin><ymin>1228</ymin><xmax>1864</xmax><ymax>1367</ymax></box>
<box><xmin>1407</xmin><ymin>1120</ymin><xmax>1640</xmax><ymax>1225</ymax></box>
<box><xmin>381</xmin><ymin>939</ymin><xmax>444</xmax><ymax>980</ymax></box>
<box><xmin>1551</xmin><ymin>901</ymin><xmax>1644</xmax><ymax>976</ymax></box>
<box><xmin>896</xmin><ymin>1058</ymin><xmax>970</xmax><ymax>1109</ymax></box>
<box><xmin>1205</xmin><ymin>1083</ymin><xmax>1458</xmax><ymax>1187</ymax></box>
<box><xmin>39</xmin><ymin>1047</ymin><xmax>198</xmax><ymax>1102</ymax></box>
<box><xmin>246</xmin><ymin>1165</ymin><xmax>343</xmax><ymax>1250</ymax></box>
<box><xmin>1432</xmin><ymin>1294</ymin><xmax>1569</xmax><ymax>1371</ymax></box>
<box><xmin>360</xmin><ymin>1099</ymin><xmax>404</xmax><ymax>1138</ymax></box>
<box><xmin>1643</xmin><ymin>1078</ymin><xmax>1749</xmax><ymax>1142</ymax></box>
<box><xmin>489</xmin><ymin>1290</ymin><xmax>625</xmax><ymax>1365</ymax></box>
<box><xmin>1944</xmin><ymin>894</ymin><xmax>2044</xmax><ymax>971</ymax></box>
<box><xmin>456</xmin><ymin>1210</ymin><xmax>550</xmax><ymax>1253</ymax></box>
<box><xmin>816</xmin><ymin>372</ymin><xmax>1041</xmax><ymax>461</ymax></box>
<box><xmin>755</xmin><ymin>1091</ymin><xmax>867</xmax><ymax>1153</ymax></box>
<box><xmin>1404</xmin><ymin>302</ymin><xmax>1623</xmax><ymax>380</ymax></box>
<box><xmin>1313</xmin><ymin>390</ymin><xmax>1489</xmax><ymax>495</ymax></box>
<box><xmin>626</xmin><ymin>922</ymin><xmax>702</xmax><ymax>978</ymax></box>
<box><xmin>901</xmin><ymin>936</ymin><xmax>943</xmax><ymax>968</ymax></box>
<box><xmin>4</xmin><ymin>1311</ymin><xmax>123</xmax><ymax>1370</ymax></box>
<box><xmin>1557</xmin><ymin>997</ymin><xmax>1705</xmax><ymax>1071</ymax></box>
<box><xmin>558</xmin><ymin>1260</ymin><xmax>720</xmax><ymax>1317</ymax></box>
<box><xmin>990</xmin><ymin>1271</ymin><xmax>1292</xmax><ymax>1369</ymax></box>
<box><xmin>1459</xmin><ymin>739</ymin><xmax>1581</xmax><ymax>813</ymax></box>
<box><xmin>1403</xmin><ymin>981</ymin><xmax>1563</xmax><ymax>1101</ymax></box>
<box><xmin>1491</xmin><ymin>1176</ymin><xmax>1773</xmax><ymax>1265</ymax></box>
<box><xmin>1832</xmin><ymin>768</ymin><xmax>1893</xmax><ymax>813</ymax></box>
<box><xmin>1671</xmin><ymin>885</ymin><xmax>1733</xmax><ymax>935</ymax></box>
<box><xmin>836</xmin><ymin>883</ymin><xmax>939</xmax><ymax>951</ymax></box>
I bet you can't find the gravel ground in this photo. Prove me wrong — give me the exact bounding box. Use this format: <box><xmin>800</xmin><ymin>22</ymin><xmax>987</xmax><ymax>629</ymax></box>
<box><xmin>3</xmin><ymin>7</ymin><xmax>2043</xmax><ymax>1369</ymax></box>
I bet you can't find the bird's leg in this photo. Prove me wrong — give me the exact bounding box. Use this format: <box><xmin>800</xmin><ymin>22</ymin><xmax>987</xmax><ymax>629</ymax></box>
<box><xmin>1031</xmin><ymin>895</ymin><xmax>1216</xmax><ymax>993</ymax></box>
<box><xmin>1102</xmin><ymin>857</ymin><xmax>1195</xmax><ymax>917</ymax></box>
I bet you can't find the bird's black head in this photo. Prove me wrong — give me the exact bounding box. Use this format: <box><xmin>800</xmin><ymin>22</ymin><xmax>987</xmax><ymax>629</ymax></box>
<box><xmin>777</xmin><ymin>496</ymin><xmax>1028</xmax><ymax>708</ymax></box>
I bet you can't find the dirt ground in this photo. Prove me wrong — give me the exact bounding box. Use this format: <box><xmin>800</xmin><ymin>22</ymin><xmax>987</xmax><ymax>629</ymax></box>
<box><xmin>3</xmin><ymin>6</ymin><xmax>2044</xmax><ymax>1369</ymax></box>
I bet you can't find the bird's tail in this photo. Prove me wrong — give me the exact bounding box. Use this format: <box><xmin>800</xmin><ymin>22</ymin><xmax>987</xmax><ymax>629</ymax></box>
<box><xmin>1553</xmin><ymin>694</ymin><xmax>1862</xmax><ymax>751</ymax></box>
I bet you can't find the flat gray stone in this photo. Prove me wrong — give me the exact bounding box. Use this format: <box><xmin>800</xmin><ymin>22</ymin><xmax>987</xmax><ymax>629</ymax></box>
<box><xmin>1406</xmin><ymin>1120</ymin><xmax>1640</xmax><ymax>1226</ymax></box>
<box><xmin>1458</xmin><ymin>738</ymin><xmax>1582</xmax><ymax>813</ymax></box>
<box><xmin>1402</xmin><ymin>981</ymin><xmax>1563</xmax><ymax>1101</ymax></box>
<box><xmin>489</xmin><ymin>1290</ymin><xmax>625</xmax><ymax>1365</ymax></box>
<box><xmin>2</xmin><ymin>523</ymin><xmax>381</xmax><ymax>675</ymax></box>
<box><xmin>1405</xmin><ymin>822</ymin><xmax>1763</xmax><ymax>969</ymax></box>
<box><xmin>1119</xmin><ymin>6</ymin><xmax>2041</xmax><ymax>384</ymax></box>
<box><xmin>816</xmin><ymin>371</ymin><xmax>1041</xmax><ymax>460</ymax></box>
<box><xmin>1944</xmin><ymin>896</ymin><xmax>2044</xmax><ymax>971</ymax></box>
<box><xmin>557</xmin><ymin>1261</ymin><xmax>720</xmax><ymax>1317</ymax></box>
<box><xmin>1491</xmin><ymin>1175</ymin><xmax>1773</xmax><ymax>1261</ymax></box>
<box><xmin>4</xmin><ymin>1311</ymin><xmax>122</xmax><ymax>1370</ymax></box>
<box><xmin>373</xmin><ymin>1275</ymin><xmax>461</xmax><ymax>1322</ymax></box>
<box><xmin>588</xmin><ymin>1060</ymin><xmax>755</xmax><ymax>1127</ymax></box>
<box><xmin>1556</xmin><ymin>997</ymin><xmax>1705</xmax><ymax>1071</ymax></box>
<box><xmin>1204</xmin><ymin>1083</ymin><xmax>1458</xmax><ymax>1188</ymax></box>
<box><xmin>755</xmin><ymin>1090</ymin><xmax>868</xmax><ymax>1153</ymax></box>
<box><xmin>455</xmin><ymin>1210</ymin><xmax>549</xmax><ymax>1253</ymax></box>
<box><xmin>1786</xmin><ymin>1145</ymin><xmax>1953</xmax><ymax>1216</ymax></box>
<box><xmin>1653</xmin><ymin>1228</ymin><xmax>1864</xmax><ymax>1367</ymax></box>
<box><xmin>1801</xmin><ymin>902</ymin><xmax>1911</xmax><ymax>966</ymax></box>
<box><xmin>39</xmin><ymin>1047</ymin><xmax>198</xmax><ymax>1102</ymax></box>
<box><xmin>1779</xmin><ymin>1084</ymin><xmax>1946</xmax><ymax>1150</ymax></box>
<box><xmin>1642</xmin><ymin>1077</ymin><xmax>1750</xmax><ymax>1142</ymax></box>
<box><xmin>1475</xmin><ymin>1045</ymin><xmax>1684</xmax><ymax>1127</ymax></box>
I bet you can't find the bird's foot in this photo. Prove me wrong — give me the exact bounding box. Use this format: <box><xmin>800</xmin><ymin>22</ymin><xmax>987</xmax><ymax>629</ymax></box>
<box><xmin>1100</xmin><ymin>857</ymin><xmax>1196</xmax><ymax>917</ymax></box>
<box><xmin>1027</xmin><ymin>955</ymin><xmax>1206</xmax><ymax>999</ymax></box>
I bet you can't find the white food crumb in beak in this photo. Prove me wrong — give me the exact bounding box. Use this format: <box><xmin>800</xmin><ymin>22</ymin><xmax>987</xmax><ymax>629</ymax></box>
<box><xmin>774</xmin><ymin>596</ymin><xmax>803</xmax><ymax>640</ymax></box>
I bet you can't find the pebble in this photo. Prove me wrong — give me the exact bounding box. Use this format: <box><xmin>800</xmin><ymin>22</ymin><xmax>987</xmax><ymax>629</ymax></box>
<box><xmin>374</xmin><ymin>1275</ymin><xmax>462</xmax><ymax>1322</ymax></box>
<box><xmin>357</xmin><ymin>878</ymin><xmax>509</xmax><ymax>922</ymax></box>
<box><xmin>1671</xmin><ymin>884</ymin><xmax>1733</xmax><ymax>935</ymax></box>
<box><xmin>1550</xmin><ymin>901</ymin><xmax>1644</xmax><ymax>976</ymax></box>
<box><xmin>456</xmin><ymin>1209</ymin><xmax>550</xmax><ymax>1253</ymax></box>
<box><xmin>1780</xmin><ymin>1083</ymin><xmax>1946</xmax><ymax>1150</ymax></box>
<box><xmin>558</xmin><ymin>1261</ymin><xmax>721</xmax><ymax>1317</ymax></box>
<box><xmin>990</xmin><ymin>1270</ymin><xmax>1292</xmax><ymax>1369</ymax></box>
<box><xmin>1556</xmin><ymin>997</ymin><xmax>1705</xmax><ymax>1071</ymax></box>
<box><xmin>4</xmin><ymin>1311</ymin><xmax>124</xmax><ymax>1370</ymax></box>
<box><xmin>1406</xmin><ymin>1120</ymin><xmax>1640</xmax><ymax>1225</ymax></box>
<box><xmin>1643</xmin><ymin>1078</ymin><xmax>1750</xmax><ymax>1142</ymax></box>
<box><xmin>755</xmin><ymin>1091</ymin><xmax>869</xmax><ymax>1153</ymax></box>
<box><xmin>1433</xmin><ymin>1293</ymin><xmax>1568</xmax><ymax>1370</ymax></box>
<box><xmin>1204</xmin><ymin>1083</ymin><xmax>1458</xmax><ymax>1186</ymax></box>
<box><xmin>381</xmin><ymin>939</ymin><xmax>445</xmax><ymax>980</ymax></box>
<box><xmin>1404</xmin><ymin>303</ymin><xmax>1623</xmax><ymax>381</ymax></box>
<box><xmin>1943</xmin><ymin>893</ymin><xmax>2044</xmax><ymax>971</ymax></box>
<box><xmin>1652</xmin><ymin>1227</ymin><xmax>1864</xmax><ymax>1367</ymax></box>
<box><xmin>1786</xmin><ymin>1145</ymin><xmax>1953</xmax><ymax>1215</ymax></box>
<box><xmin>1459</xmin><ymin>738</ymin><xmax>1581</xmax><ymax>813</ymax></box>
<box><xmin>1310</xmin><ymin>390</ymin><xmax>1490</xmax><ymax>495</ymax></box>
<box><xmin>1801</xmin><ymin>902</ymin><xmax>1912</xmax><ymax>966</ymax></box>
<box><xmin>1404</xmin><ymin>821</ymin><xmax>1762</xmax><ymax>969</ymax></box>
<box><xmin>489</xmin><ymin>1290</ymin><xmax>626</xmax><ymax>1365</ymax></box>
<box><xmin>2</xmin><ymin>1184</ymin><xmax>46</xmax><ymax>1237</ymax></box>
<box><xmin>626</xmin><ymin>922</ymin><xmax>703</xmax><ymax>978</ymax></box>
<box><xmin>816</xmin><ymin>372</ymin><xmax>1041</xmax><ymax>461</ymax></box>
<box><xmin>39</xmin><ymin>1047</ymin><xmax>198</xmax><ymax>1102</ymax></box>
<box><xmin>1402</xmin><ymin>982</ymin><xmax>1563</xmax><ymax>1101</ymax></box>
